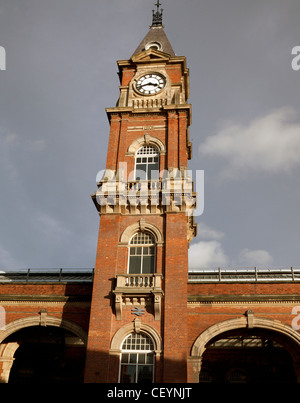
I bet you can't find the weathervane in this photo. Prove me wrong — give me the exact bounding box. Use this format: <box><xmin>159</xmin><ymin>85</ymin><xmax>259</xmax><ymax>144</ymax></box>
<box><xmin>152</xmin><ymin>0</ymin><xmax>163</xmax><ymax>26</ymax></box>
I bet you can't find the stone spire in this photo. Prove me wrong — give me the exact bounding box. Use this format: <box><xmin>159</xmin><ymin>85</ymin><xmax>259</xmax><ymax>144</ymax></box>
<box><xmin>131</xmin><ymin>1</ymin><xmax>175</xmax><ymax>57</ymax></box>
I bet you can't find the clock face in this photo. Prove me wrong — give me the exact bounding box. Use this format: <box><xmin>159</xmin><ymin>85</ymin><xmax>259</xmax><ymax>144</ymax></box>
<box><xmin>135</xmin><ymin>73</ymin><xmax>166</xmax><ymax>95</ymax></box>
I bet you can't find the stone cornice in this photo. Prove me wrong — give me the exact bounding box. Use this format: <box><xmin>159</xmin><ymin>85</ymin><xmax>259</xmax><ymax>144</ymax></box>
<box><xmin>0</xmin><ymin>295</ymin><xmax>91</xmax><ymax>303</ymax></box>
<box><xmin>187</xmin><ymin>294</ymin><xmax>300</xmax><ymax>305</ymax></box>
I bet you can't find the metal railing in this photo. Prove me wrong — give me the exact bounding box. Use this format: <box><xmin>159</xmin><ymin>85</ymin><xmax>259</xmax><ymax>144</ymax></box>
<box><xmin>2</xmin><ymin>267</ymin><xmax>300</xmax><ymax>284</ymax></box>
<box><xmin>188</xmin><ymin>267</ymin><xmax>300</xmax><ymax>283</ymax></box>
<box><xmin>0</xmin><ymin>268</ymin><xmax>94</xmax><ymax>283</ymax></box>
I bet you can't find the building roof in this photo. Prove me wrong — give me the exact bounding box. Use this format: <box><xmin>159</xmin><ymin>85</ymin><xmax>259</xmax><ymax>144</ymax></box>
<box><xmin>132</xmin><ymin>25</ymin><xmax>175</xmax><ymax>57</ymax></box>
<box><xmin>131</xmin><ymin>1</ymin><xmax>175</xmax><ymax>57</ymax></box>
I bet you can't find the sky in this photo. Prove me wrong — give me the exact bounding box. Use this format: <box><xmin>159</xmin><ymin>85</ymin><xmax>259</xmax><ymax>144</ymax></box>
<box><xmin>0</xmin><ymin>0</ymin><xmax>300</xmax><ymax>271</ymax></box>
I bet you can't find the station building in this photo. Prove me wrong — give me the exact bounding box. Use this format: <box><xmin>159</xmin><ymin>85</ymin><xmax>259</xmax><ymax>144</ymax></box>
<box><xmin>1</xmin><ymin>3</ymin><xmax>300</xmax><ymax>384</ymax></box>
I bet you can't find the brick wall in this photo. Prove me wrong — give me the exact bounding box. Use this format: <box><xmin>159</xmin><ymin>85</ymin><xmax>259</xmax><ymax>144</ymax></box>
<box><xmin>0</xmin><ymin>282</ymin><xmax>92</xmax><ymax>335</ymax></box>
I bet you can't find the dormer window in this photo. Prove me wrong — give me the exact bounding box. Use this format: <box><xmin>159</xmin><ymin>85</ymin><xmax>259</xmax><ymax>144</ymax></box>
<box><xmin>145</xmin><ymin>41</ymin><xmax>162</xmax><ymax>51</ymax></box>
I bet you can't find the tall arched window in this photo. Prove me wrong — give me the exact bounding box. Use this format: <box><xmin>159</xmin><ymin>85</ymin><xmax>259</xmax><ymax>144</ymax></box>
<box><xmin>135</xmin><ymin>145</ymin><xmax>159</xmax><ymax>181</ymax></box>
<box><xmin>128</xmin><ymin>232</ymin><xmax>156</xmax><ymax>274</ymax></box>
<box><xmin>119</xmin><ymin>332</ymin><xmax>155</xmax><ymax>383</ymax></box>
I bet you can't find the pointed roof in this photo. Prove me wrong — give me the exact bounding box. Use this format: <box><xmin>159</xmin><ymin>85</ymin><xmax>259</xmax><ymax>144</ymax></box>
<box><xmin>132</xmin><ymin>26</ymin><xmax>175</xmax><ymax>57</ymax></box>
<box><xmin>131</xmin><ymin>1</ymin><xmax>175</xmax><ymax>57</ymax></box>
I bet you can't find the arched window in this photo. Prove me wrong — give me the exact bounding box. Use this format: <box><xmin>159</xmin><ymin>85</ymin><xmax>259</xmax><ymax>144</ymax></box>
<box><xmin>135</xmin><ymin>146</ymin><xmax>159</xmax><ymax>181</ymax></box>
<box><xmin>128</xmin><ymin>232</ymin><xmax>155</xmax><ymax>274</ymax></box>
<box><xmin>119</xmin><ymin>332</ymin><xmax>155</xmax><ymax>383</ymax></box>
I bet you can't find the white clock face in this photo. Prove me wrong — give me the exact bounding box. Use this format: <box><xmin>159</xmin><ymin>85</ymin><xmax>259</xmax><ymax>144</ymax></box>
<box><xmin>136</xmin><ymin>74</ymin><xmax>166</xmax><ymax>95</ymax></box>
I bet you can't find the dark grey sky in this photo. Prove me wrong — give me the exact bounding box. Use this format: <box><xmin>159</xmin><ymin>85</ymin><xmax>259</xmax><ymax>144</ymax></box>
<box><xmin>0</xmin><ymin>0</ymin><xmax>300</xmax><ymax>270</ymax></box>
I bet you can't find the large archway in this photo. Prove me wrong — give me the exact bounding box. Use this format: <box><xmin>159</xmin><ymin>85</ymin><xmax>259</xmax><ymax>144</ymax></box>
<box><xmin>0</xmin><ymin>316</ymin><xmax>88</xmax><ymax>383</ymax></box>
<box><xmin>190</xmin><ymin>316</ymin><xmax>300</xmax><ymax>383</ymax></box>
<box><xmin>7</xmin><ymin>326</ymin><xmax>86</xmax><ymax>383</ymax></box>
<box><xmin>199</xmin><ymin>328</ymin><xmax>297</xmax><ymax>383</ymax></box>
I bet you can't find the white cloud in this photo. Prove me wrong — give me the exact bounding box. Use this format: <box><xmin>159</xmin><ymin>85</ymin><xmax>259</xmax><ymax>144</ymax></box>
<box><xmin>188</xmin><ymin>223</ymin><xmax>228</xmax><ymax>270</ymax></box>
<box><xmin>189</xmin><ymin>222</ymin><xmax>228</xmax><ymax>270</ymax></box>
<box><xmin>0</xmin><ymin>126</ymin><xmax>46</xmax><ymax>151</ymax></box>
<box><xmin>236</xmin><ymin>248</ymin><xmax>274</xmax><ymax>267</ymax></box>
<box><xmin>189</xmin><ymin>243</ymin><xmax>274</xmax><ymax>271</ymax></box>
<box><xmin>189</xmin><ymin>223</ymin><xmax>274</xmax><ymax>270</ymax></box>
<box><xmin>189</xmin><ymin>240</ymin><xmax>229</xmax><ymax>270</ymax></box>
<box><xmin>199</xmin><ymin>107</ymin><xmax>300</xmax><ymax>178</ymax></box>
<box><xmin>1</xmin><ymin>132</ymin><xmax>18</xmax><ymax>147</ymax></box>
<box><xmin>0</xmin><ymin>126</ymin><xmax>19</xmax><ymax>147</ymax></box>
<box><xmin>197</xmin><ymin>222</ymin><xmax>225</xmax><ymax>240</ymax></box>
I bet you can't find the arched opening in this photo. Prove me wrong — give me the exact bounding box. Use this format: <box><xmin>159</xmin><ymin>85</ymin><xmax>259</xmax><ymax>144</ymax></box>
<box><xmin>135</xmin><ymin>145</ymin><xmax>159</xmax><ymax>181</ymax></box>
<box><xmin>6</xmin><ymin>326</ymin><xmax>86</xmax><ymax>384</ymax></box>
<box><xmin>119</xmin><ymin>332</ymin><xmax>155</xmax><ymax>383</ymax></box>
<box><xmin>199</xmin><ymin>328</ymin><xmax>297</xmax><ymax>384</ymax></box>
<box><xmin>110</xmin><ymin>321</ymin><xmax>162</xmax><ymax>383</ymax></box>
<box><xmin>128</xmin><ymin>231</ymin><xmax>156</xmax><ymax>275</ymax></box>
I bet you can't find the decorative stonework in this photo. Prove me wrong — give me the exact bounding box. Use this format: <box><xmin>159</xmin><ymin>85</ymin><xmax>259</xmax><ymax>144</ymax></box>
<box><xmin>187</xmin><ymin>216</ymin><xmax>197</xmax><ymax>243</ymax></box>
<box><xmin>110</xmin><ymin>321</ymin><xmax>162</xmax><ymax>355</ymax></box>
<box><xmin>113</xmin><ymin>274</ymin><xmax>163</xmax><ymax>321</ymax></box>
<box><xmin>93</xmin><ymin>177</ymin><xmax>197</xmax><ymax>243</ymax></box>
<box><xmin>0</xmin><ymin>315</ymin><xmax>88</xmax><ymax>345</ymax></box>
<box><xmin>126</xmin><ymin>134</ymin><xmax>166</xmax><ymax>155</ymax></box>
<box><xmin>119</xmin><ymin>220</ymin><xmax>164</xmax><ymax>245</ymax></box>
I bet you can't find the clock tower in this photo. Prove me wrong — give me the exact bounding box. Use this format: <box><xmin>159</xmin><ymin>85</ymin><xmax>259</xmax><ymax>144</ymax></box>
<box><xmin>84</xmin><ymin>1</ymin><xmax>197</xmax><ymax>383</ymax></box>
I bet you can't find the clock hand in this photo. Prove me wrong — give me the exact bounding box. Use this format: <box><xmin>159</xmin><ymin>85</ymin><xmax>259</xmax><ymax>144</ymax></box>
<box><xmin>137</xmin><ymin>81</ymin><xmax>158</xmax><ymax>89</ymax></box>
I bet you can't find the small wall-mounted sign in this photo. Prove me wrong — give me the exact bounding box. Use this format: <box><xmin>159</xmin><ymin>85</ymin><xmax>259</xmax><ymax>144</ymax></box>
<box><xmin>131</xmin><ymin>307</ymin><xmax>145</xmax><ymax>316</ymax></box>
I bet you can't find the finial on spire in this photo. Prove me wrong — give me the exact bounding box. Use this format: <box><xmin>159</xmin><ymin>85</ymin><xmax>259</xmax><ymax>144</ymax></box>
<box><xmin>152</xmin><ymin>0</ymin><xmax>163</xmax><ymax>26</ymax></box>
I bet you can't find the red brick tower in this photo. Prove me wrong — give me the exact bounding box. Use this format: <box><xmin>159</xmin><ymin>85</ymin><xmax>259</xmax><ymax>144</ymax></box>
<box><xmin>84</xmin><ymin>1</ymin><xmax>196</xmax><ymax>383</ymax></box>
